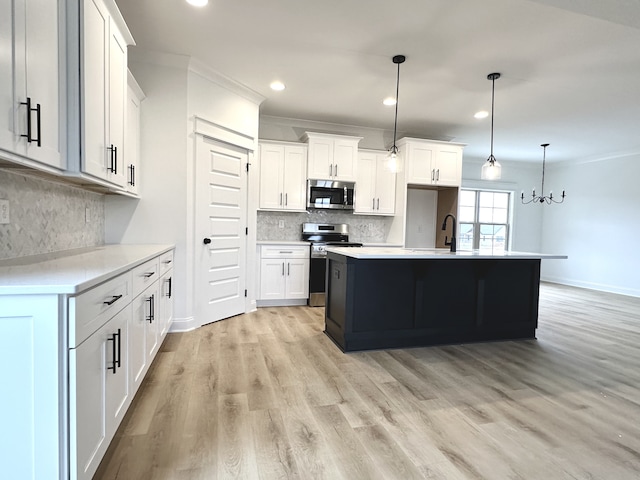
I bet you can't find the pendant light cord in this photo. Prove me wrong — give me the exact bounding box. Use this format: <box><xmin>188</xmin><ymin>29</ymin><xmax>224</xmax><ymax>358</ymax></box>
<box><xmin>490</xmin><ymin>76</ymin><xmax>495</xmax><ymax>159</ymax></box>
<box><xmin>392</xmin><ymin>61</ymin><xmax>400</xmax><ymax>151</ymax></box>
<box><xmin>540</xmin><ymin>143</ymin><xmax>548</xmax><ymax>196</ymax></box>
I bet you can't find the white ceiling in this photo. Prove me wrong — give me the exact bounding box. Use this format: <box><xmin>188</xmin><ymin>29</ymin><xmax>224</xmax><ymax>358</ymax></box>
<box><xmin>114</xmin><ymin>0</ymin><xmax>640</xmax><ymax>164</ymax></box>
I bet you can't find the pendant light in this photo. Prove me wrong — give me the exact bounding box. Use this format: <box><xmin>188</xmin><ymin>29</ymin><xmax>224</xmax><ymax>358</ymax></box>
<box><xmin>521</xmin><ymin>143</ymin><xmax>566</xmax><ymax>204</ymax></box>
<box><xmin>387</xmin><ymin>55</ymin><xmax>406</xmax><ymax>172</ymax></box>
<box><xmin>481</xmin><ymin>72</ymin><xmax>502</xmax><ymax>180</ymax></box>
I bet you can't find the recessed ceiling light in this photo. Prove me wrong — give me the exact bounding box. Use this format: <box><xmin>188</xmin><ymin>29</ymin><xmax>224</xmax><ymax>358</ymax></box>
<box><xmin>270</xmin><ymin>81</ymin><xmax>285</xmax><ymax>91</ymax></box>
<box><xmin>383</xmin><ymin>97</ymin><xmax>396</xmax><ymax>106</ymax></box>
<box><xmin>186</xmin><ymin>0</ymin><xmax>208</xmax><ymax>7</ymax></box>
<box><xmin>474</xmin><ymin>110</ymin><xmax>489</xmax><ymax>119</ymax></box>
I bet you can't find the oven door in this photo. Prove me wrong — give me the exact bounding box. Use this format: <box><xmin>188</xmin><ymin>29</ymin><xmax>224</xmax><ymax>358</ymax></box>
<box><xmin>307</xmin><ymin>180</ymin><xmax>354</xmax><ymax>210</ymax></box>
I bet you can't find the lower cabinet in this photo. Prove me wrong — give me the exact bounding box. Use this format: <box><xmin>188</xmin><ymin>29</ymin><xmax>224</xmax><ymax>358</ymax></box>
<box><xmin>257</xmin><ymin>244</ymin><xmax>309</xmax><ymax>306</ymax></box>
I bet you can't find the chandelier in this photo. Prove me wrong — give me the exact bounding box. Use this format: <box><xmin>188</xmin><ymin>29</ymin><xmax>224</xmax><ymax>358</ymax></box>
<box><xmin>521</xmin><ymin>143</ymin><xmax>566</xmax><ymax>204</ymax></box>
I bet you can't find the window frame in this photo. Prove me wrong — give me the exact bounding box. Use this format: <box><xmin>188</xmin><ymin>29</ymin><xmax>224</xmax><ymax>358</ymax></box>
<box><xmin>458</xmin><ymin>188</ymin><xmax>512</xmax><ymax>252</ymax></box>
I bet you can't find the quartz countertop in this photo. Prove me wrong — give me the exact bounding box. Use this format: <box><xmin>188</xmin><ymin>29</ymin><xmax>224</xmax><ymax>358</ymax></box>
<box><xmin>256</xmin><ymin>240</ymin><xmax>310</xmax><ymax>245</ymax></box>
<box><xmin>0</xmin><ymin>244</ymin><xmax>174</xmax><ymax>295</ymax></box>
<box><xmin>325</xmin><ymin>246</ymin><xmax>568</xmax><ymax>260</ymax></box>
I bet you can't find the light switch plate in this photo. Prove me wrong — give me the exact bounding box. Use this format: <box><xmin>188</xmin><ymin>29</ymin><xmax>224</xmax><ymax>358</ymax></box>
<box><xmin>0</xmin><ymin>199</ymin><xmax>9</xmax><ymax>224</ymax></box>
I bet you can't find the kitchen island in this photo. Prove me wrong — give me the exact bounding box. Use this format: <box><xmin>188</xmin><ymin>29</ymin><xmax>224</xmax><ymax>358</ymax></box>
<box><xmin>324</xmin><ymin>247</ymin><xmax>567</xmax><ymax>352</ymax></box>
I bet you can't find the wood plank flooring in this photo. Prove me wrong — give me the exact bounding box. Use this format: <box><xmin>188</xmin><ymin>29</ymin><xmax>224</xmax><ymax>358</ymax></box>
<box><xmin>94</xmin><ymin>283</ymin><xmax>640</xmax><ymax>479</ymax></box>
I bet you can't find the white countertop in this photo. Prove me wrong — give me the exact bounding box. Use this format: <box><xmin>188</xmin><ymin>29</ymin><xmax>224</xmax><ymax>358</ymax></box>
<box><xmin>0</xmin><ymin>244</ymin><xmax>174</xmax><ymax>295</ymax></box>
<box><xmin>257</xmin><ymin>240</ymin><xmax>310</xmax><ymax>246</ymax></box>
<box><xmin>325</xmin><ymin>246</ymin><xmax>568</xmax><ymax>260</ymax></box>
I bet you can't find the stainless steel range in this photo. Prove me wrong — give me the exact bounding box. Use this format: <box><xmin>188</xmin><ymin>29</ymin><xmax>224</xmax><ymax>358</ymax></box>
<box><xmin>302</xmin><ymin>223</ymin><xmax>362</xmax><ymax>306</ymax></box>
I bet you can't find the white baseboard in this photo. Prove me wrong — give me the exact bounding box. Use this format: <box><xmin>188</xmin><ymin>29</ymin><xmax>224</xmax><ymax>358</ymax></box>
<box><xmin>541</xmin><ymin>275</ymin><xmax>640</xmax><ymax>298</ymax></box>
<box><xmin>168</xmin><ymin>316</ymin><xmax>198</xmax><ymax>333</ymax></box>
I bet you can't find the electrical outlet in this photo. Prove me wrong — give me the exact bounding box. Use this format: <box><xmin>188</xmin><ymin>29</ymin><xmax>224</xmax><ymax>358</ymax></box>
<box><xmin>278</xmin><ymin>220</ymin><xmax>285</xmax><ymax>229</ymax></box>
<box><xmin>85</xmin><ymin>207</ymin><xmax>91</xmax><ymax>223</ymax></box>
<box><xmin>0</xmin><ymin>199</ymin><xmax>9</xmax><ymax>224</ymax></box>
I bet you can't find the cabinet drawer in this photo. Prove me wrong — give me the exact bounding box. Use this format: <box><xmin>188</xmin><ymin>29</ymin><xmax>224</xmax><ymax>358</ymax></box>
<box><xmin>261</xmin><ymin>245</ymin><xmax>309</xmax><ymax>259</ymax></box>
<box><xmin>132</xmin><ymin>258</ymin><xmax>160</xmax><ymax>298</ymax></box>
<box><xmin>158</xmin><ymin>250</ymin><xmax>174</xmax><ymax>276</ymax></box>
<box><xmin>69</xmin><ymin>272</ymin><xmax>132</xmax><ymax>348</ymax></box>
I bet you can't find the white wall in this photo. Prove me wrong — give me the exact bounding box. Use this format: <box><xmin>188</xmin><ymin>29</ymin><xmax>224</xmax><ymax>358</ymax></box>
<box><xmin>541</xmin><ymin>153</ymin><xmax>640</xmax><ymax>296</ymax></box>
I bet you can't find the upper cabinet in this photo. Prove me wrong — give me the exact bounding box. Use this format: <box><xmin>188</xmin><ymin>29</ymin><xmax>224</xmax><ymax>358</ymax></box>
<box><xmin>304</xmin><ymin>132</ymin><xmax>362</xmax><ymax>182</ymax></box>
<box><xmin>67</xmin><ymin>0</ymin><xmax>135</xmax><ymax>188</ymax></box>
<box><xmin>0</xmin><ymin>0</ymin><xmax>63</xmax><ymax>170</ymax></box>
<box><xmin>124</xmin><ymin>71</ymin><xmax>145</xmax><ymax>196</ymax></box>
<box><xmin>258</xmin><ymin>141</ymin><xmax>307</xmax><ymax>211</ymax></box>
<box><xmin>355</xmin><ymin>150</ymin><xmax>396</xmax><ymax>215</ymax></box>
<box><xmin>398</xmin><ymin>138</ymin><xmax>465</xmax><ymax>187</ymax></box>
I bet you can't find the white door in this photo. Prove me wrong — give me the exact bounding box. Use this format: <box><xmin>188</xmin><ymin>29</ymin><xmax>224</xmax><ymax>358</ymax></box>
<box><xmin>196</xmin><ymin>136</ymin><xmax>248</xmax><ymax>324</ymax></box>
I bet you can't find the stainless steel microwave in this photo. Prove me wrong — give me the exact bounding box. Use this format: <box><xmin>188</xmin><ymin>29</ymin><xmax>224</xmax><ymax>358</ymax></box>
<box><xmin>307</xmin><ymin>180</ymin><xmax>355</xmax><ymax>210</ymax></box>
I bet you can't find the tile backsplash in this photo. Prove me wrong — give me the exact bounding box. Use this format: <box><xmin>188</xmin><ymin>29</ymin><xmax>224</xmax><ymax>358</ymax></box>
<box><xmin>0</xmin><ymin>170</ymin><xmax>104</xmax><ymax>260</ymax></box>
<box><xmin>257</xmin><ymin>210</ymin><xmax>393</xmax><ymax>243</ymax></box>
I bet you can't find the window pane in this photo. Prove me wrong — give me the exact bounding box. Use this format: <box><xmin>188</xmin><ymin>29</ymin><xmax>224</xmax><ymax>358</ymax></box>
<box><xmin>493</xmin><ymin>208</ymin><xmax>508</xmax><ymax>224</ymax></box>
<box><xmin>479</xmin><ymin>191</ymin><xmax>494</xmax><ymax>208</ymax></box>
<box><xmin>459</xmin><ymin>206</ymin><xmax>475</xmax><ymax>222</ymax></box>
<box><xmin>479</xmin><ymin>224</ymin><xmax>506</xmax><ymax>253</ymax></box>
<box><xmin>459</xmin><ymin>223</ymin><xmax>474</xmax><ymax>251</ymax></box>
<box><xmin>478</xmin><ymin>206</ymin><xmax>493</xmax><ymax>223</ymax></box>
<box><xmin>493</xmin><ymin>192</ymin><xmax>509</xmax><ymax>208</ymax></box>
<box><xmin>460</xmin><ymin>190</ymin><xmax>476</xmax><ymax>207</ymax></box>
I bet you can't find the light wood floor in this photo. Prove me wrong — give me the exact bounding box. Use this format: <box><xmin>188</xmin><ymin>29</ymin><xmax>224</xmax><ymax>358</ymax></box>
<box><xmin>95</xmin><ymin>283</ymin><xmax>640</xmax><ymax>479</ymax></box>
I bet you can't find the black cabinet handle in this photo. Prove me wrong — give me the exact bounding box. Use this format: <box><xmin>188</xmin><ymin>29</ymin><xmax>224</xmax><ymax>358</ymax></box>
<box><xmin>107</xmin><ymin>145</ymin><xmax>118</xmax><ymax>173</ymax></box>
<box><xmin>167</xmin><ymin>277</ymin><xmax>172</xmax><ymax>298</ymax></box>
<box><xmin>103</xmin><ymin>294</ymin><xmax>123</xmax><ymax>306</ymax></box>
<box><xmin>203</xmin><ymin>238</ymin><xmax>211</xmax><ymax>245</ymax></box>
<box><xmin>128</xmin><ymin>164</ymin><xmax>135</xmax><ymax>186</ymax></box>
<box><xmin>143</xmin><ymin>272</ymin><xmax>155</xmax><ymax>278</ymax></box>
<box><xmin>147</xmin><ymin>294</ymin><xmax>155</xmax><ymax>323</ymax></box>
<box><xmin>20</xmin><ymin>97</ymin><xmax>41</xmax><ymax>146</ymax></box>
<box><xmin>163</xmin><ymin>259</ymin><xmax>172</xmax><ymax>265</ymax></box>
<box><xmin>107</xmin><ymin>328</ymin><xmax>122</xmax><ymax>374</ymax></box>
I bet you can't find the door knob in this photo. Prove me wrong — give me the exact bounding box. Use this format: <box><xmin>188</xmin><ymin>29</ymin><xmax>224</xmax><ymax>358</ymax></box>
<box><xmin>203</xmin><ymin>238</ymin><xmax>211</xmax><ymax>245</ymax></box>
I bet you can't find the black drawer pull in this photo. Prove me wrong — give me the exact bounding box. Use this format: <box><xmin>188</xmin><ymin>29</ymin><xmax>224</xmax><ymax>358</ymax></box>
<box><xmin>167</xmin><ymin>277</ymin><xmax>172</xmax><ymax>298</ymax></box>
<box><xmin>107</xmin><ymin>328</ymin><xmax>121</xmax><ymax>374</ymax></box>
<box><xmin>146</xmin><ymin>294</ymin><xmax>155</xmax><ymax>323</ymax></box>
<box><xmin>143</xmin><ymin>272</ymin><xmax>155</xmax><ymax>278</ymax></box>
<box><xmin>103</xmin><ymin>294</ymin><xmax>123</xmax><ymax>306</ymax></box>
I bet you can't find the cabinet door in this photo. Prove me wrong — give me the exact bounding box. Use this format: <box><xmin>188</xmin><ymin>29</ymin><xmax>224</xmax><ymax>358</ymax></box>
<box><xmin>259</xmin><ymin>259</ymin><xmax>286</xmax><ymax>300</ymax></box>
<box><xmin>159</xmin><ymin>271</ymin><xmax>173</xmax><ymax>338</ymax></box>
<box><xmin>333</xmin><ymin>138</ymin><xmax>357</xmax><ymax>181</ymax></box>
<box><xmin>307</xmin><ymin>136</ymin><xmax>333</xmax><ymax>179</ymax></box>
<box><xmin>258</xmin><ymin>143</ymin><xmax>285</xmax><ymax>209</ymax></box>
<box><xmin>434</xmin><ymin>146</ymin><xmax>461</xmax><ymax>186</ymax></box>
<box><xmin>282</xmin><ymin>145</ymin><xmax>307</xmax><ymax>210</ymax></box>
<box><xmin>23</xmin><ymin>0</ymin><xmax>62</xmax><ymax>168</ymax></box>
<box><xmin>0</xmin><ymin>1</ymin><xmax>14</xmax><ymax>151</ymax></box>
<box><xmin>355</xmin><ymin>152</ymin><xmax>376</xmax><ymax>213</ymax></box>
<box><xmin>82</xmin><ymin>0</ymin><xmax>109</xmax><ymax>182</ymax></box>
<box><xmin>129</xmin><ymin>291</ymin><xmax>148</xmax><ymax>393</ymax></box>
<box><xmin>144</xmin><ymin>283</ymin><xmax>160</xmax><ymax>361</ymax></box>
<box><xmin>107</xmin><ymin>19</ymin><xmax>127</xmax><ymax>187</ymax></box>
<box><xmin>125</xmin><ymin>79</ymin><xmax>141</xmax><ymax>194</ymax></box>
<box><xmin>70</xmin><ymin>306</ymin><xmax>129</xmax><ymax>480</ymax></box>
<box><xmin>285</xmin><ymin>259</ymin><xmax>309</xmax><ymax>299</ymax></box>
<box><xmin>406</xmin><ymin>142</ymin><xmax>435</xmax><ymax>185</ymax></box>
<box><xmin>105</xmin><ymin>306</ymin><xmax>130</xmax><ymax>438</ymax></box>
<box><xmin>375</xmin><ymin>155</ymin><xmax>396</xmax><ymax>215</ymax></box>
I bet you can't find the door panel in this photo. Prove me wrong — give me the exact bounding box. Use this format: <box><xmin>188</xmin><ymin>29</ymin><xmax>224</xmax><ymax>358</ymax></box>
<box><xmin>197</xmin><ymin>136</ymin><xmax>247</xmax><ymax>324</ymax></box>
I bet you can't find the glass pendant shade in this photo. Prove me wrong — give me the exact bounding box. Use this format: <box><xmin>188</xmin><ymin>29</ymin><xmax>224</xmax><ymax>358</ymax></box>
<box><xmin>481</xmin><ymin>157</ymin><xmax>501</xmax><ymax>180</ymax></box>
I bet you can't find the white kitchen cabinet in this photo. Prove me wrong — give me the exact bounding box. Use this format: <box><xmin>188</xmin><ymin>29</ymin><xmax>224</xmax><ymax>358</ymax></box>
<box><xmin>70</xmin><ymin>305</ymin><xmax>130</xmax><ymax>480</ymax></box>
<box><xmin>0</xmin><ymin>245</ymin><xmax>174</xmax><ymax>480</ymax></box>
<box><xmin>124</xmin><ymin>71</ymin><xmax>145</xmax><ymax>195</ymax></box>
<box><xmin>304</xmin><ymin>132</ymin><xmax>362</xmax><ymax>182</ymax></box>
<box><xmin>258</xmin><ymin>141</ymin><xmax>307</xmax><ymax>211</ymax></box>
<box><xmin>355</xmin><ymin>150</ymin><xmax>396</xmax><ymax>215</ymax></box>
<box><xmin>0</xmin><ymin>0</ymin><xmax>63</xmax><ymax>170</ymax></box>
<box><xmin>257</xmin><ymin>245</ymin><xmax>310</xmax><ymax>306</ymax></box>
<box><xmin>67</xmin><ymin>0</ymin><xmax>134</xmax><ymax>188</ymax></box>
<box><xmin>399</xmin><ymin>137</ymin><xmax>464</xmax><ymax>187</ymax></box>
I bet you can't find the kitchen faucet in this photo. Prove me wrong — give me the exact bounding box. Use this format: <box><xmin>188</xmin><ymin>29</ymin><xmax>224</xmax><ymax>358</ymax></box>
<box><xmin>442</xmin><ymin>214</ymin><xmax>457</xmax><ymax>253</ymax></box>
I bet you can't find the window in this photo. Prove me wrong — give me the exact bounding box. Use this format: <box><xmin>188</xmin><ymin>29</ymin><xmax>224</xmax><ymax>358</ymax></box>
<box><xmin>459</xmin><ymin>189</ymin><xmax>511</xmax><ymax>252</ymax></box>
